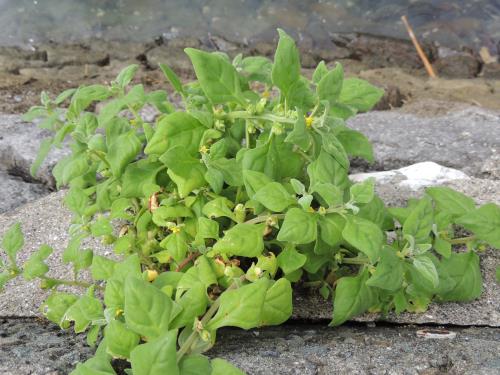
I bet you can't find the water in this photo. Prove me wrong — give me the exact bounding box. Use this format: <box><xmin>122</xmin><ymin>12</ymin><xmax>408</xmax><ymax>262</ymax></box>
<box><xmin>1</xmin><ymin>0</ymin><xmax>499</xmax><ymax>53</ymax></box>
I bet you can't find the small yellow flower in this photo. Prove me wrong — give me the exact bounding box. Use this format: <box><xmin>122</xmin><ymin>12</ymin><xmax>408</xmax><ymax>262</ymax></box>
<box><xmin>262</xmin><ymin>89</ymin><xmax>270</xmax><ymax>99</ymax></box>
<box><xmin>146</xmin><ymin>269</ymin><xmax>158</xmax><ymax>282</ymax></box>
<box><xmin>199</xmin><ymin>145</ymin><xmax>209</xmax><ymax>154</ymax></box>
<box><xmin>305</xmin><ymin>115</ymin><xmax>314</xmax><ymax>128</ymax></box>
<box><xmin>171</xmin><ymin>226</ymin><xmax>181</xmax><ymax>234</ymax></box>
<box><xmin>115</xmin><ymin>308</ymin><xmax>124</xmax><ymax>317</ymax></box>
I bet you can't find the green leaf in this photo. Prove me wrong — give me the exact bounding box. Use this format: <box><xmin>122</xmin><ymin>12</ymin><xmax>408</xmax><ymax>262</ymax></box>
<box><xmin>438</xmin><ymin>252</ymin><xmax>482</xmax><ymax>301</ymax></box>
<box><xmin>277</xmin><ymin>208</ymin><xmax>317</xmax><ymax>244</ymax></box>
<box><xmin>2</xmin><ymin>222</ymin><xmax>24</xmax><ymax>262</ymax></box>
<box><xmin>145</xmin><ymin>112</ymin><xmax>206</xmax><ymax>156</ymax></box>
<box><xmin>254</xmin><ymin>182</ymin><xmax>296</xmax><ymax>212</ymax></box>
<box><xmin>124</xmin><ymin>276</ymin><xmax>178</xmax><ymax>339</ymax></box>
<box><xmin>31</xmin><ymin>138</ymin><xmax>53</xmax><ymax>176</ymax></box>
<box><xmin>413</xmin><ymin>255</ymin><xmax>439</xmax><ymax>289</ymax></box>
<box><xmin>170</xmin><ymin>283</ymin><xmax>208</xmax><ymax>329</ymax></box>
<box><xmin>403</xmin><ymin>197</ymin><xmax>433</xmax><ymax>243</ymax></box>
<box><xmin>22</xmin><ymin>244</ymin><xmax>53</xmax><ymax>280</ymax></box>
<box><xmin>277</xmin><ymin>245</ymin><xmax>307</xmax><ymax>274</ymax></box>
<box><xmin>242</xmin><ymin>170</ymin><xmax>272</xmax><ymax>197</ymax></box>
<box><xmin>64</xmin><ymin>187</ymin><xmax>89</xmax><ymax>216</ymax></box>
<box><xmin>456</xmin><ymin>203</ymin><xmax>500</xmax><ymax>248</ymax></box>
<box><xmin>317</xmin><ymin>63</ymin><xmax>343</xmax><ymax>106</ymax></box>
<box><xmin>318</xmin><ymin>214</ymin><xmax>345</xmax><ymax>247</ymax></box>
<box><xmin>179</xmin><ymin>354</ymin><xmax>212</xmax><ymax>375</ymax></box>
<box><xmin>185</xmin><ymin>48</ymin><xmax>245</xmax><ymax>105</ymax></box>
<box><xmin>70</xmin><ymin>355</ymin><xmax>116</xmax><ymax>375</ymax></box>
<box><xmin>160</xmin><ymin>232</ymin><xmax>188</xmax><ymax>263</ymax></box>
<box><xmin>65</xmin><ymin>294</ymin><xmax>104</xmax><ymax>333</ymax></box>
<box><xmin>434</xmin><ymin>236</ymin><xmax>452</xmax><ymax>258</ymax></box>
<box><xmin>202</xmin><ymin>197</ymin><xmax>236</xmax><ymax>221</ymax></box>
<box><xmin>366</xmin><ymin>246</ymin><xmax>404</xmax><ymax>291</ymax></box>
<box><xmin>41</xmin><ymin>292</ymin><xmax>78</xmax><ymax>328</ymax></box>
<box><xmin>426</xmin><ymin>186</ymin><xmax>475</xmax><ymax>218</ymax></box>
<box><xmin>342</xmin><ymin>215</ymin><xmax>383</xmax><ymax>263</ymax></box>
<box><xmin>311</xmin><ymin>183</ymin><xmax>343</xmax><ymax>208</ymax></box>
<box><xmin>259</xmin><ymin>278</ymin><xmax>293</xmax><ymax>326</ymax></box>
<box><xmin>159</xmin><ymin>63</ymin><xmax>185</xmax><ymax>96</ymax></box>
<box><xmin>211</xmin><ymin>359</ymin><xmax>245</xmax><ymax>375</ymax></box>
<box><xmin>320</xmin><ymin>132</ymin><xmax>349</xmax><ymax>171</ymax></box>
<box><xmin>331</xmin><ymin>269</ymin><xmax>376</xmax><ymax>326</ymax></box>
<box><xmin>91</xmin><ymin>216</ymin><xmax>113</xmax><ymax>237</ymax></box>
<box><xmin>105</xmin><ymin>320</ymin><xmax>140</xmax><ymax>359</ymax></box>
<box><xmin>272</xmin><ymin>29</ymin><xmax>301</xmax><ymax>101</ymax></box>
<box><xmin>338</xmin><ymin>78</ymin><xmax>384</xmax><ymax>112</ymax></box>
<box><xmin>115</xmin><ymin>64</ymin><xmax>138</xmax><ymax>87</ymax></box>
<box><xmin>336</xmin><ymin>129</ymin><xmax>374</xmax><ymax>163</ymax></box>
<box><xmin>240</xmin><ymin>56</ymin><xmax>273</xmax><ymax>83</ymax></box>
<box><xmin>349</xmin><ymin>178</ymin><xmax>375</xmax><ymax>204</ymax></box>
<box><xmin>130</xmin><ymin>330</ymin><xmax>179</xmax><ymax>375</ymax></box>
<box><xmin>307</xmin><ymin>149</ymin><xmax>348</xmax><ymax>190</ymax></box>
<box><xmin>91</xmin><ymin>255</ymin><xmax>116</xmax><ymax>281</ymax></box>
<box><xmin>107</xmin><ymin>130</ymin><xmax>142</xmax><ymax>178</ymax></box>
<box><xmin>312</xmin><ymin>60</ymin><xmax>328</xmax><ymax>84</ymax></box>
<box><xmin>213</xmin><ymin>223</ymin><xmax>264</xmax><ymax>257</ymax></box>
<box><xmin>121</xmin><ymin>161</ymin><xmax>164</xmax><ymax>198</ymax></box>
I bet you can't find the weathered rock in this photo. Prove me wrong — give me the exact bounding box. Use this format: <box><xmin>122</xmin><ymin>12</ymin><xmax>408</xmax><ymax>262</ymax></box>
<box><xmin>434</xmin><ymin>49</ymin><xmax>481</xmax><ymax>78</ymax></box>
<box><xmin>144</xmin><ymin>46</ymin><xmax>192</xmax><ymax>74</ymax></box>
<box><xmin>348</xmin><ymin>106</ymin><xmax>500</xmax><ymax>178</ymax></box>
<box><xmin>482</xmin><ymin>62</ymin><xmax>500</xmax><ymax>79</ymax></box>
<box><xmin>0</xmin><ymin>171</ymin><xmax>49</xmax><ymax>214</ymax></box>
<box><xmin>0</xmin><ymin>114</ymin><xmax>69</xmax><ymax>188</ymax></box>
<box><xmin>1</xmin><ymin>173</ymin><xmax>498</xmax><ymax>327</ymax></box>
<box><xmin>41</xmin><ymin>43</ymin><xmax>110</xmax><ymax>67</ymax></box>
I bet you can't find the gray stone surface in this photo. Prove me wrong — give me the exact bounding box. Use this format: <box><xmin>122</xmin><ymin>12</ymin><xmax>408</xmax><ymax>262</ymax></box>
<box><xmin>348</xmin><ymin>106</ymin><xmax>500</xmax><ymax>179</ymax></box>
<box><xmin>0</xmin><ymin>170</ymin><xmax>49</xmax><ymax>213</ymax></box>
<box><xmin>1</xmin><ymin>319</ymin><xmax>499</xmax><ymax>375</ymax></box>
<box><xmin>1</xmin><ymin>177</ymin><xmax>498</xmax><ymax>327</ymax></box>
<box><xmin>0</xmin><ymin>114</ymin><xmax>69</xmax><ymax>188</ymax></box>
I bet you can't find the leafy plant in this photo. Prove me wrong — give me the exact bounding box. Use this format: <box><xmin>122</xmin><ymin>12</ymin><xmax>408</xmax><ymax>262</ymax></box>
<box><xmin>2</xmin><ymin>29</ymin><xmax>499</xmax><ymax>374</ymax></box>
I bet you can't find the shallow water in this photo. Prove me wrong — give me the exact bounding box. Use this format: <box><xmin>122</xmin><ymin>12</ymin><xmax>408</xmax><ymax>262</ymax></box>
<box><xmin>1</xmin><ymin>0</ymin><xmax>499</xmax><ymax>52</ymax></box>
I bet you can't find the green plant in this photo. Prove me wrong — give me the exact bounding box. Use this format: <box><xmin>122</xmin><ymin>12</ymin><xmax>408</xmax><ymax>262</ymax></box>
<box><xmin>2</xmin><ymin>29</ymin><xmax>499</xmax><ymax>374</ymax></box>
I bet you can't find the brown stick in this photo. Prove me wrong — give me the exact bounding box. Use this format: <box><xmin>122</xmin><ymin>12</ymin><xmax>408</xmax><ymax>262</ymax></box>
<box><xmin>175</xmin><ymin>251</ymin><xmax>200</xmax><ymax>272</ymax></box>
<box><xmin>401</xmin><ymin>15</ymin><xmax>437</xmax><ymax>78</ymax></box>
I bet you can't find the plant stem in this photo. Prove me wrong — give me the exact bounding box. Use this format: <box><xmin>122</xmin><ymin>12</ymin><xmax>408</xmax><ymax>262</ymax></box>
<box><xmin>341</xmin><ymin>257</ymin><xmax>369</xmax><ymax>265</ymax></box>
<box><xmin>228</xmin><ymin>111</ymin><xmax>295</xmax><ymax>125</ymax></box>
<box><xmin>43</xmin><ymin>277</ymin><xmax>103</xmax><ymax>290</ymax></box>
<box><xmin>175</xmin><ymin>252</ymin><xmax>200</xmax><ymax>272</ymax></box>
<box><xmin>176</xmin><ymin>275</ymin><xmax>246</xmax><ymax>362</ymax></box>
<box><xmin>448</xmin><ymin>235</ymin><xmax>476</xmax><ymax>244</ymax></box>
<box><xmin>244</xmin><ymin>214</ymin><xmax>285</xmax><ymax>225</ymax></box>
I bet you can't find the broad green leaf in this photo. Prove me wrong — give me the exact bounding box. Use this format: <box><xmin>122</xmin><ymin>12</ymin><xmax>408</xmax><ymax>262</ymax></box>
<box><xmin>317</xmin><ymin>63</ymin><xmax>343</xmax><ymax>106</ymax></box>
<box><xmin>68</xmin><ymin>84</ymin><xmax>110</xmax><ymax>119</ymax></box>
<box><xmin>312</xmin><ymin>60</ymin><xmax>328</xmax><ymax>84</ymax></box>
<box><xmin>213</xmin><ymin>223</ymin><xmax>264</xmax><ymax>257</ymax></box>
<box><xmin>41</xmin><ymin>292</ymin><xmax>78</xmax><ymax>328</ymax></box>
<box><xmin>403</xmin><ymin>197</ymin><xmax>433</xmax><ymax>243</ymax></box>
<box><xmin>170</xmin><ymin>283</ymin><xmax>208</xmax><ymax>329</ymax></box>
<box><xmin>336</xmin><ymin>129</ymin><xmax>374</xmax><ymax>163</ymax></box>
<box><xmin>177</xmin><ymin>256</ymin><xmax>218</xmax><ymax>292</ymax></box>
<box><xmin>277</xmin><ymin>208</ymin><xmax>317</xmax><ymax>244</ymax></box>
<box><xmin>202</xmin><ymin>197</ymin><xmax>236</xmax><ymax>221</ymax></box>
<box><xmin>115</xmin><ymin>64</ymin><xmax>138</xmax><ymax>87</ymax></box>
<box><xmin>331</xmin><ymin>269</ymin><xmax>376</xmax><ymax>326</ymax></box>
<box><xmin>64</xmin><ymin>294</ymin><xmax>104</xmax><ymax>333</ymax></box>
<box><xmin>311</xmin><ymin>183</ymin><xmax>343</xmax><ymax>208</ymax></box>
<box><xmin>321</xmin><ymin>132</ymin><xmax>349</xmax><ymax>171</ymax></box>
<box><xmin>179</xmin><ymin>354</ymin><xmax>212</xmax><ymax>375</ymax></box>
<box><xmin>277</xmin><ymin>245</ymin><xmax>307</xmax><ymax>274</ymax></box>
<box><xmin>91</xmin><ymin>216</ymin><xmax>113</xmax><ymax>237</ymax></box>
<box><xmin>433</xmin><ymin>236</ymin><xmax>451</xmax><ymax>258</ymax></box>
<box><xmin>287</xmin><ymin>78</ymin><xmax>315</xmax><ymax>110</ymax></box>
<box><xmin>64</xmin><ymin>186</ymin><xmax>89</xmax><ymax>216</ymax></box>
<box><xmin>130</xmin><ymin>330</ymin><xmax>179</xmax><ymax>375</ymax></box>
<box><xmin>2</xmin><ymin>222</ymin><xmax>24</xmax><ymax>261</ymax></box>
<box><xmin>426</xmin><ymin>186</ymin><xmax>475</xmax><ymax>218</ymax></box>
<box><xmin>438</xmin><ymin>251</ymin><xmax>482</xmax><ymax>301</ymax></box>
<box><xmin>70</xmin><ymin>355</ymin><xmax>116</xmax><ymax>375</ymax></box>
<box><xmin>105</xmin><ymin>320</ymin><xmax>140</xmax><ymax>359</ymax></box>
<box><xmin>145</xmin><ymin>112</ymin><xmax>206</xmax><ymax>156</ymax></box>
<box><xmin>185</xmin><ymin>48</ymin><xmax>245</xmax><ymax>105</ymax></box>
<box><xmin>272</xmin><ymin>29</ymin><xmax>301</xmax><ymax>101</ymax></box>
<box><xmin>456</xmin><ymin>203</ymin><xmax>500</xmax><ymax>248</ymax></box>
<box><xmin>350</xmin><ymin>178</ymin><xmax>375</xmax><ymax>204</ymax></box>
<box><xmin>160</xmin><ymin>232</ymin><xmax>188</xmax><ymax>263</ymax></box>
<box><xmin>413</xmin><ymin>255</ymin><xmax>439</xmax><ymax>289</ymax></box>
<box><xmin>211</xmin><ymin>359</ymin><xmax>245</xmax><ymax>375</ymax></box>
<box><xmin>342</xmin><ymin>215</ymin><xmax>383</xmax><ymax>263</ymax></box>
<box><xmin>124</xmin><ymin>276</ymin><xmax>178</xmax><ymax>339</ymax></box>
<box><xmin>338</xmin><ymin>78</ymin><xmax>383</xmax><ymax>112</ymax></box>
<box><xmin>307</xmin><ymin>149</ymin><xmax>348</xmax><ymax>190</ymax></box>
<box><xmin>366</xmin><ymin>246</ymin><xmax>404</xmax><ymax>291</ymax></box>
<box><xmin>254</xmin><ymin>182</ymin><xmax>296</xmax><ymax>212</ymax></box>
<box><xmin>243</xmin><ymin>169</ymin><xmax>272</xmax><ymax>197</ymax></box>
<box><xmin>259</xmin><ymin>278</ymin><xmax>293</xmax><ymax>326</ymax></box>
<box><xmin>121</xmin><ymin>161</ymin><xmax>164</xmax><ymax>198</ymax></box>
<box><xmin>195</xmin><ymin>217</ymin><xmax>219</xmax><ymax>242</ymax></box>
<box><xmin>30</xmin><ymin>138</ymin><xmax>53</xmax><ymax>176</ymax></box>
<box><xmin>153</xmin><ymin>206</ymin><xmax>193</xmax><ymax>226</ymax></box>
<box><xmin>90</xmin><ymin>255</ymin><xmax>116</xmax><ymax>281</ymax></box>
<box><xmin>159</xmin><ymin>63</ymin><xmax>185</xmax><ymax>95</ymax></box>
<box><xmin>23</xmin><ymin>244</ymin><xmax>53</xmax><ymax>280</ymax></box>
<box><xmin>107</xmin><ymin>131</ymin><xmax>142</xmax><ymax>178</ymax></box>
<box><xmin>318</xmin><ymin>214</ymin><xmax>345</xmax><ymax>247</ymax></box>
<box><xmin>240</xmin><ymin>56</ymin><xmax>273</xmax><ymax>83</ymax></box>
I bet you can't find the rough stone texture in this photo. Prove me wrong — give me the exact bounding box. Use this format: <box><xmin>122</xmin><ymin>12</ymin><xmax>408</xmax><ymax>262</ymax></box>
<box><xmin>0</xmin><ymin>114</ymin><xmax>69</xmax><ymax>187</ymax></box>
<box><xmin>348</xmin><ymin>106</ymin><xmax>500</xmax><ymax>179</ymax></box>
<box><xmin>0</xmin><ymin>171</ymin><xmax>49</xmax><ymax>214</ymax></box>
<box><xmin>1</xmin><ymin>175</ymin><xmax>498</xmax><ymax>327</ymax></box>
<box><xmin>434</xmin><ymin>53</ymin><xmax>481</xmax><ymax>78</ymax></box>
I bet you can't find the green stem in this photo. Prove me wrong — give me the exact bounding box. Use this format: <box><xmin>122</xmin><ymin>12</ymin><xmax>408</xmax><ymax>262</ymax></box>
<box><xmin>244</xmin><ymin>214</ymin><xmax>285</xmax><ymax>225</ymax></box>
<box><xmin>176</xmin><ymin>275</ymin><xmax>246</xmax><ymax>362</ymax></box>
<box><xmin>448</xmin><ymin>235</ymin><xmax>476</xmax><ymax>244</ymax></box>
<box><xmin>294</xmin><ymin>149</ymin><xmax>313</xmax><ymax>162</ymax></box>
<box><xmin>42</xmin><ymin>277</ymin><xmax>103</xmax><ymax>291</ymax></box>
<box><xmin>228</xmin><ymin>111</ymin><xmax>295</xmax><ymax>125</ymax></box>
<box><xmin>341</xmin><ymin>256</ymin><xmax>369</xmax><ymax>265</ymax></box>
